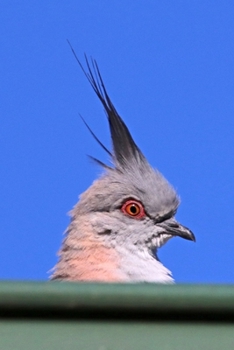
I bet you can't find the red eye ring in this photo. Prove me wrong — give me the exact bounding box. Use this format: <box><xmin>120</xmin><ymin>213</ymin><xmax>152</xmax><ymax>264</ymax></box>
<box><xmin>121</xmin><ymin>199</ymin><xmax>146</xmax><ymax>219</ymax></box>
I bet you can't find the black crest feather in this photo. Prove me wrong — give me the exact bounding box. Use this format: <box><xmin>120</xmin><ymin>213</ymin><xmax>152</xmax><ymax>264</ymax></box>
<box><xmin>67</xmin><ymin>40</ymin><xmax>146</xmax><ymax>169</ymax></box>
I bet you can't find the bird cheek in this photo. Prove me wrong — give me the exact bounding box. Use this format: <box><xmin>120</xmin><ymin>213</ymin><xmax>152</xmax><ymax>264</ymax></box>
<box><xmin>89</xmin><ymin>212</ymin><xmax>115</xmax><ymax>234</ymax></box>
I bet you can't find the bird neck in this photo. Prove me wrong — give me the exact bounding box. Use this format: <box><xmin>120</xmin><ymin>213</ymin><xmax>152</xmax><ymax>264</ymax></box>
<box><xmin>113</xmin><ymin>244</ymin><xmax>174</xmax><ymax>283</ymax></box>
<box><xmin>52</xmin><ymin>217</ymin><xmax>125</xmax><ymax>282</ymax></box>
<box><xmin>52</xmin><ymin>214</ymin><xmax>174</xmax><ymax>283</ymax></box>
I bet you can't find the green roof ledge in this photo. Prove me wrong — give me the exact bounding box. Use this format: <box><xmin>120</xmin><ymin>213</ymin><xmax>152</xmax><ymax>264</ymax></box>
<box><xmin>1</xmin><ymin>281</ymin><xmax>234</xmax><ymax>349</ymax></box>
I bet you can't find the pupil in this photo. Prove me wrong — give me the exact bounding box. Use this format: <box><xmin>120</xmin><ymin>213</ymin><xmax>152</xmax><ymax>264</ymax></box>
<box><xmin>130</xmin><ymin>205</ymin><xmax>137</xmax><ymax>214</ymax></box>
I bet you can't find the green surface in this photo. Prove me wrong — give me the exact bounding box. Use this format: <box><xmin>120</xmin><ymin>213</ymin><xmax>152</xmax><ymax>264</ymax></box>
<box><xmin>1</xmin><ymin>321</ymin><xmax>234</xmax><ymax>350</ymax></box>
<box><xmin>1</xmin><ymin>281</ymin><xmax>234</xmax><ymax>349</ymax></box>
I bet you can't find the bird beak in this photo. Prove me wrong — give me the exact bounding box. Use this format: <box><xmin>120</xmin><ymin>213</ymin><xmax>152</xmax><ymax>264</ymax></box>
<box><xmin>157</xmin><ymin>218</ymin><xmax>196</xmax><ymax>242</ymax></box>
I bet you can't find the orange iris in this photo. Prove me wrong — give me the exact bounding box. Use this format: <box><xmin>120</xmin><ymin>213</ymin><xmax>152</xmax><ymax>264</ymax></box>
<box><xmin>121</xmin><ymin>199</ymin><xmax>146</xmax><ymax>219</ymax></box>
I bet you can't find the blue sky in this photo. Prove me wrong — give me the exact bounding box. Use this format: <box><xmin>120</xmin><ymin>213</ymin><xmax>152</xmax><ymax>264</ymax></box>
<box><xmin>1</xmin><ymin>2</ymin><xmax>234</xmax><ymax>283</ymax></box>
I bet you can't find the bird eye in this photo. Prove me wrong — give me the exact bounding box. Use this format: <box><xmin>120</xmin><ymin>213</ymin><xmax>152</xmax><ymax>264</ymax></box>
<box><xmin>121</xmin><ymin>200</ymin><xmax>146</xmax><ymax>219</ymax></box>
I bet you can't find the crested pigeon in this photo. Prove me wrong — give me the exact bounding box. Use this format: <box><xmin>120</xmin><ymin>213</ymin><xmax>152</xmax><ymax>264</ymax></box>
<box><xmin>52</xmin><ymin>50</ymin><xmax>195</xmax><ymax>283</ymax></box>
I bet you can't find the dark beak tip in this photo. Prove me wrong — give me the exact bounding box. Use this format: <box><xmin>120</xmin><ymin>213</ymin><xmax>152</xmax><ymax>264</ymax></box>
<box><xmin>180</xmin><ymin>224</ymin><xmax>195</xmax><ymax>243</ymax></box>
<box><xmin>187</xmin><ymin>231</ymin><xmax>196</xmax><ymax>242</ymax></box>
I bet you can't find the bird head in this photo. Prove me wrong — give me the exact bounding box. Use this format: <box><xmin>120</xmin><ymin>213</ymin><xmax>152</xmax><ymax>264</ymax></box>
<box><xmin>52</xmin><ymin>47</ymin><xmax>195</xmax><ymax>283</ymax></box>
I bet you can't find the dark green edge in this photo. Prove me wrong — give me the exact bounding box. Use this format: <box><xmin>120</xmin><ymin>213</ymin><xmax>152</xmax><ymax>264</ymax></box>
<box><xmin>1</xmin><ymin>281</ymin><xmax>234</xmax><ymax>321</ymax></box>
